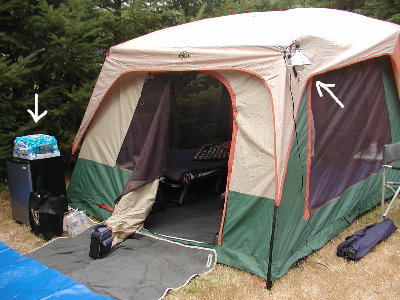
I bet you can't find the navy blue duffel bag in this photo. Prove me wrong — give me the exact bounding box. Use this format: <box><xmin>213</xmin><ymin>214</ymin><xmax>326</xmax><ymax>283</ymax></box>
<box><xmin>337</xmin><ymin>218</ymin><xmax>397</xmax><ymax>261</ymax></box>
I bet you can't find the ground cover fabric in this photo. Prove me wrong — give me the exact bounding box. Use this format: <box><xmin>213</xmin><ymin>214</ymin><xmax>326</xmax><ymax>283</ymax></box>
<box><xmin>27</xmin><ymin>228</ymin><xmax>216</xmax><ymax>300</ymax></box>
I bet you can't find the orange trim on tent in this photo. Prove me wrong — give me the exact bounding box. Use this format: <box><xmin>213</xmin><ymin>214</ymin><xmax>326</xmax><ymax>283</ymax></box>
<box><xmin>393</xmin><ymin>35</ymin><xmax>400</xmax><ymax>69</ymax></box>
<box><xmin>275</xmin><ymin>69</ymin><xmax>309</xmax><ymax>206</ymax></box>
<box><xmin>148</xmin><ymin>71</ymin><xmax>175</xmax><ymax>75</ymax></box>
<box><xmin>210</xmin><ymin>71</ymin><xmax>278</xmax><ymax>207</ymax></box>
<box><xmin>304</xmin><ymin>79</ymin><xmax>314</xmax><ymax>220</ymax></box>
<box><xmin>205</xmin><ymin>69</ymin><xmax>278</xmax><ymax>206</ymax></box>
<box><xmin>305</xmin><ymin>54</ymin><xmax>397</xmax><ymax>81</ymax></box>
<box><xmin>296</xmin><ymin>53</ymin><xmax>400</xmax><ymax>219</ymax></box>
<box><xmin>98</xmin><ymin>204</ymin><xmax>114</xmax><ymax>212</ymax></box>
<box><xmin>269</xmin><ymin>52</ymin><xmax>400</xmax><ymax>210</ymax></box>
<box><xmin>72</xmin><ymin>67</ymin><xmax>275</xmax><ymax>153</ymax></box>
<box><xmin>70</xmin><ymin>66</ymin><xmax>273</xmax><ymax>245</ymax></box>
<box><xmin>202</xmin><ymin>70</ymin><xmax>238</xmax><ymax>246</ymax></box>
<box><xmin>72</xmin><ymin>67</ymin><xmax>279</xmax><ymax>208</ymax></box>
<box><xmin>391</xmin><ymin>36</ymin><xmax>400</xmax><ymax>91</ymax></box>
<box><xmin>203</xmin><ymin>69</ymin><xmax>278</xmax><ymax>202</ymax></box>
<box><xmin>202</xmin><ymin>70</ymin><xmax>279</xmax><ymax>244</ymax></box>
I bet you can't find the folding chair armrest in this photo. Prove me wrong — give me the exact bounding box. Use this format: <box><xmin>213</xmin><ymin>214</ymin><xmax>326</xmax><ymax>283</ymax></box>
<box><xmin>384</xmin><ymin>165</ymin><xmax>400</xmax><ymax>170</ymax></box>
<box><xmin>386</xmin><ymin>181</ymin><xmax>400</xmax><ymax>185</ymax></box>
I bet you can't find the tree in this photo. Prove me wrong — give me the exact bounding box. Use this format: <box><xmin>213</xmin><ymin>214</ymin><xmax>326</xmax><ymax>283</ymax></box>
<box><xmin>0</xmin><ymin>0</ymin><xmax>113</xmax><ymax>179</ymax></box>
<box><xmin>362</xmin><ymin>0</ymin><xmax>400</xmax><ymax>24</ymax></box>
<box><xmin>288</xmin><ymin>0</ymin><xmax>400</xmax><ymax>24</ymax></box>
<box><xmin>94</xmin><ymin>0</ymin><xmax>182</xmax><ymax>44</ymax></box>
<box><xmin>0</xmin><ymin>0</ymin><xmax>40</xmax><ymax>177</ymax></box>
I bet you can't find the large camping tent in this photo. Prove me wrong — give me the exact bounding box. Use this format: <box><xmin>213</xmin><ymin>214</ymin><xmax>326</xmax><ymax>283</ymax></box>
<box><xmin>67</xmin><ymin>8</ymin><xmax>400</xmax><ymax>283</ymax></box>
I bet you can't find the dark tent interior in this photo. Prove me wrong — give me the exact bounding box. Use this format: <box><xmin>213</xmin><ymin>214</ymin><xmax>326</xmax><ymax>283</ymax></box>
<box><xmin>144</xmin><ymin>71</ymin><xmax>232</xmax><ymax>244</ymax></box>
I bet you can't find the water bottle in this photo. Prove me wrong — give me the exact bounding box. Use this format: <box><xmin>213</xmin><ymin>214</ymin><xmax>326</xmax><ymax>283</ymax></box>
<box><xmin>65</xmin><ymin>210</ymin><xmax>90</xmax><ymax>236</ymax></box>
<box><xmin>65</xmin><ymin>212</ymin><xmax>73</xmax><ymax>236</ymax></box>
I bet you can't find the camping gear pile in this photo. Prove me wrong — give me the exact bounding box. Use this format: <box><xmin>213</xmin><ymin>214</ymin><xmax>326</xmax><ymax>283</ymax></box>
<box><xmin>66</xmin><ymin>8</ymin><xmax>400</xmax><ymax>284</ymax></box>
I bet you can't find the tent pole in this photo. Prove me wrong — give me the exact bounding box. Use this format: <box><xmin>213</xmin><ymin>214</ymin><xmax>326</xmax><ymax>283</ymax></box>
<box><xmin>266</xmin><ymin>205</ymin><xmax>278</xmax><ymax>290</ymax></box>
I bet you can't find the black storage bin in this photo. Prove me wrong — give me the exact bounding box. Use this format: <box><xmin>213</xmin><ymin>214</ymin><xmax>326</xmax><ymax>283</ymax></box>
<box><xmin>6</xmin><ymin>157</ymin><xmax>66</xmax><ymax>224</ymax></box>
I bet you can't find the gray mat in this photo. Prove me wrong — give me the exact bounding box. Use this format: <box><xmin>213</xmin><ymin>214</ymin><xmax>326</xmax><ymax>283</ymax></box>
<box><xmin>145</xmin><ymin>195</ymin><xmax>223</xmax><ymax>243</ymax></box>
<box><xmin>145</xmin><ymin>183</ymin><xmax>224</xmax><ymax>243</ymax></box>
<box><xmin>28</xmin><ymin>229</ymin><xmax>216</xmax><ymax>300</ymax></box>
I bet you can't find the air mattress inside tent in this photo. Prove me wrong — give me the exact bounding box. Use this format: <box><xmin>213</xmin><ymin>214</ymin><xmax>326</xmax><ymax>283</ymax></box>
<box><xmin>27</xmin><ymin>227</ymin><xmax>216</xmax><ymax>300</ymax></box>
<box><xmin>0</xmin><ymin>241</ymin><xmax>110</xmax><ymax>299</ymax></box>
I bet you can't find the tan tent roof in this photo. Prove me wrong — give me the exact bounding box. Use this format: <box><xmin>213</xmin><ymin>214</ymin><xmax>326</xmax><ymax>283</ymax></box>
<box><xmin>116</xmin><ymin>8</ymin><xmax>398</xmax><ymax>49</ymax></box>
<box><xmin>73</xmin><ymin>8</ymin><xmax>400</xmax><ymax>203</ymax></box>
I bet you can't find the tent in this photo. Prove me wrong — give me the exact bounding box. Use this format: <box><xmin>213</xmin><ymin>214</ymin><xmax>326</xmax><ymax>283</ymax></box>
<box><xmin>67</xmin><ymin>8</ymin><xmax>400</xmax><ymax>283</ymax></box>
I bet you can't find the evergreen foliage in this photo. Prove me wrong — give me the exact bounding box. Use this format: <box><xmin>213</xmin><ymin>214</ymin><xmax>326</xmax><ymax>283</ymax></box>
<box><xmin>0</xmin><ymin>0</ymin><xmax>398</xmax><ymax>180</ymax></box>
<box><xmin>0</xmin><ymin>0</ymin><xmax>112</xmax><ymax>178</ymax></box>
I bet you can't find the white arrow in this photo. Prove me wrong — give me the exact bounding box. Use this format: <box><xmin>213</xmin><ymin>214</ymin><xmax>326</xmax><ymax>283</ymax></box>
<box><xmin>27</xmin><ymin>93</ymin><xmax>47</xmax><ymax>123</ymax></box>
<box><xmin>315</xmin><ymin>80</ymin><xmax>344</xmax><ymax>108</ymax></box>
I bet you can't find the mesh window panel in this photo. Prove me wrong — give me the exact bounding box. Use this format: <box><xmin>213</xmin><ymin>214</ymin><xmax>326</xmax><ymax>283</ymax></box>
<box><xmin>172</xmin><ymin>72</ymin><xmax>232</xmax><ymax>149</ymax></box>
<box><xmin>115</xmin><ymin>71</ymin><xmax>232</xmax><ymax>196</ymax></box>
<box><xmin>307</xmin><ymin>58</ymin><xmax>391</xmax><ymax>213</ymax></box>
<box><xmin>116</xmin><ymin>74</ymin><xmax>176</xmax><ymax>195</ymax></box>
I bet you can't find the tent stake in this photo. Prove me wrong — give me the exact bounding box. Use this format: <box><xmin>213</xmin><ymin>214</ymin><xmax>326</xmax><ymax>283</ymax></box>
<box><xmin>266</xmin><ymin>205</ymin><xmax>278</xmax><ymax>290</ymax></box>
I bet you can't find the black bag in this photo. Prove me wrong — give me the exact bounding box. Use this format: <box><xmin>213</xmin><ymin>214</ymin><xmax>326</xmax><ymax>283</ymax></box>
<box><xmin>29</xmin><ymin>191</ymin><xmax>67</xmax><ymax>240</ymax></box>
<box><xmin>89</xmin><ymin>224</ymin><xmax>113</xmax><ymax>259</ymax></box>
<box><xmin>337</xmin><ymin>218</ymin><xmax>397</xmax><ymax>260</ymax></box>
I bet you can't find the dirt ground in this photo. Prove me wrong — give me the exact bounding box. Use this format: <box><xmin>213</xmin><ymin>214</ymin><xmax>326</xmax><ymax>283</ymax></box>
<box><xmin>1</xmin><ymin>186</ymin><xmax>400</xmax><ymax>299</ymax></box>
<box><xmin>0</xmin><ymin>188</ymin><xmax>46</xmax><ymax>253</ymax></box>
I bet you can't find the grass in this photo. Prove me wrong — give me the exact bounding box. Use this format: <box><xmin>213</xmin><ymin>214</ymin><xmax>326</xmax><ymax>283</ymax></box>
<box><xmin>0</xmin><ymin>184</ymin><xmax>45</xmax><ymax>253</ymax></box>
<box><xmin>167</xmin><ymin>204</ymin><xmax>400</xmax><ymax>300</ymax></box>
<box><xmin>280</xmin><ymin>221</ymin><xmax>400</xmax><ymax>300</ymax></box>
<box><xmin>1</xmin><ymin>183</ymin><xmax>399</xmax><ymax>299</ymax></box>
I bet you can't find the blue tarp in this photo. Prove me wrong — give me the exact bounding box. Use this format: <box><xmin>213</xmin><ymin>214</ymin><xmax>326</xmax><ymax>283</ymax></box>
<box><xmin>0</xmin><ymin>242</ymin><xmax>112</xmax><ymax>300</ymax></box>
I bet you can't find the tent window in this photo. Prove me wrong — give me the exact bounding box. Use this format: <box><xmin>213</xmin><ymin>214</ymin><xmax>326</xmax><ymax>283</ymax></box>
<box><xmin>116</xmin><ymin>72</ymin><xmax>232</xmax><ymax>172</ymax></box>
<box><xmin>115</xmin><ymin>74</ymin><xmax>176</xmax><ymax>194</ymax></box>
<box><xmin>306</xmin><ymin>58</ymin><xmax>391</xmax><ymax>214</ymax></box>
<box><xmin>116</xmin><ymin>74</ymin><xmax>175</xmax><ymax>173</ymax></box>
<box><xmin>173</xmin><ymin>72</ymin><xmax>232</xmax><ymax>149</ymax></box>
